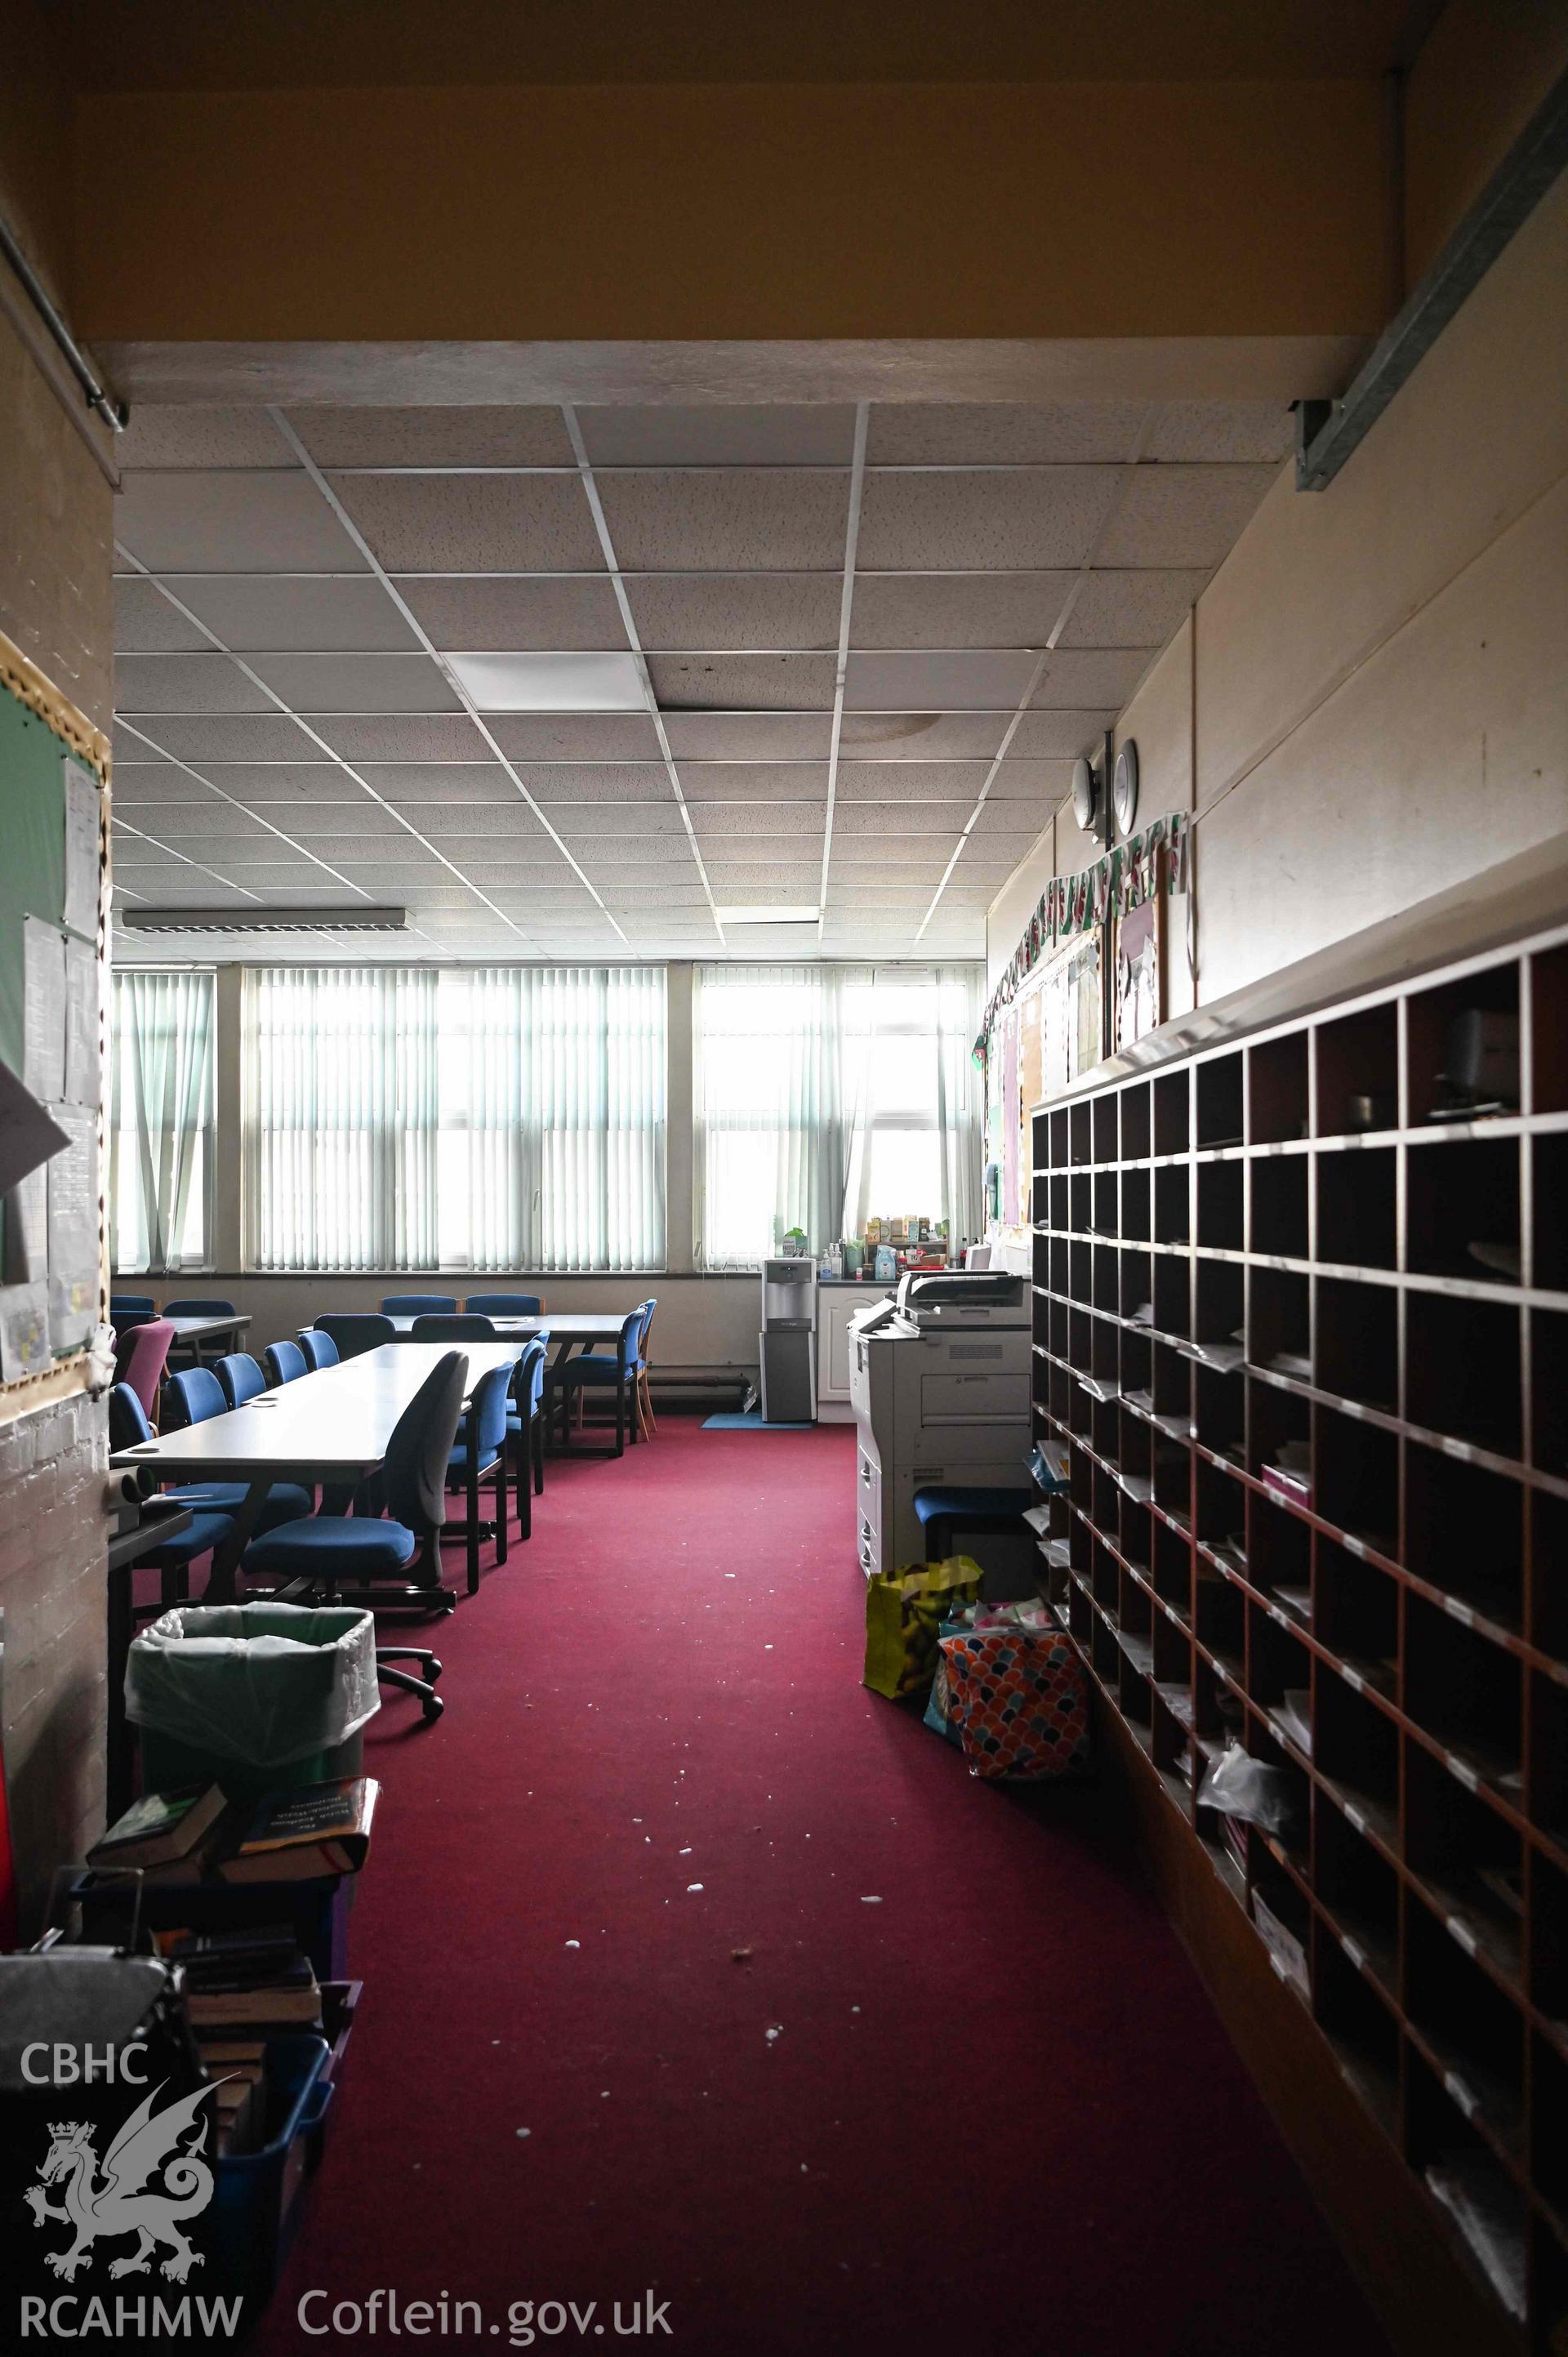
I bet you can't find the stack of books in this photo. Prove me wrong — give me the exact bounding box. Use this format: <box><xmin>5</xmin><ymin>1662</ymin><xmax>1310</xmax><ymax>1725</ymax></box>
<box><xmin>87</xmin><ymin>1776</ymin><xmax>379</xmax><ymax>1887</ymax></box>
<box><xmin>153</xmin><ymin>1923</ymin><xmax>323</xmax><ymax>2156</ymax></box>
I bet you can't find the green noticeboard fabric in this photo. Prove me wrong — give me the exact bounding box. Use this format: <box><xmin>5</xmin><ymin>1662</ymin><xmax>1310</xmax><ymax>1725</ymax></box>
<box><xmin>0</xmin><ymin>684</ymin><xmax>97</xmax><ymax>1081</ymax></box>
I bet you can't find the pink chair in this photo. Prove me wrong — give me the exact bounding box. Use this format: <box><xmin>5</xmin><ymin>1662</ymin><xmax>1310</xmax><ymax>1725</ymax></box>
<box><xmin>112</xmin><ymin>1317</ymin><xmax>174</xmax><ymax>1421</ymax></box>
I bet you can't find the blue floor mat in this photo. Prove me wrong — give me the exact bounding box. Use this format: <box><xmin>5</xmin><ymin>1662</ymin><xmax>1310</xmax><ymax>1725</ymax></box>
<box><xmin>702</xmin><ymin>1411</ymin><xmax>817</xmax><ymax>1431</ymax></box>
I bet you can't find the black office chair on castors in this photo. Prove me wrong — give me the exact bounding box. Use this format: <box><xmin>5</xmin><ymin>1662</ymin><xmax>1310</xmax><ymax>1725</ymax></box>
<box><xmin>239</xmin><ymin>1351</ymin><xmax>470</xmax><ymax>1720</ymax></box>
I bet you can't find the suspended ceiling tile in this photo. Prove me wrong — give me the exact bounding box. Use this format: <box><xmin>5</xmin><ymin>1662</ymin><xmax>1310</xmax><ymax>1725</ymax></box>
<box><xmin>824</xmin><ymin>885</ymin><xmax>937</xmax><ymax>907</ymax></box>
<box><xmin>838</xmin><ymin>711</ymin><xmax>1006</xmax><ymax>757</ymax></box>
<box><xmin>247</xmin><ymin>800</ymin><xmax>413</xmax><ymax>838</ymax></box>
<box><xmin>114</xmin><ymin>577</ymin><xmax>212</xmax><ymax>653</ymax></box>
<box><xmin>1146</xmin><ymin>403</ymin><xmax>1294</xmax><ymax>464</ymax></box>
<box><xmin>595</xmin><ymin>471</ymin><xmax>849</xmax><ymax>571</ymax></box>
<box><xmin>835</xmin><ymin>801</ymin><xmax>968</xmax><ymax>836</ymax></box>
<box><xmin>676</xmin><ymin>764</ymin><xmax>830</xmax><ymax>802</ymax></box>
<box><xmin>310</xmin><ymin>713</ymin><xmax>492</xmax><ymax>761</ymax></box>
<box><xmin>549</xmin><ymin>803</ymin><xmax>689</xmax><ymax>836</ymax></box>
<box><xmin>934</xmin><ymin>884</ymin><xmax>1005</xmax><ymax>907</ymax></box>
<box><xmin>689</xmin><ymin>802</ymin><xmax>823</xmax><ymax>838</ymax></box>
<box><xmin>568</xmin><ymin>837</ymin><xmax>705</xmax><ymax>864</ymax></box>
<box><xmin>836</xmin><ymin>760</ymin><xmax>986</xmax><ymax>800</ymax></box>
<box><xmin>164</xmin><ymin>573</ymin><xmax>418</xmax><ymax>653</ymax></box>
<box><xmin>114</xmin><ymin>766</ymin><xmax>237</xmax><ymax>804</ymax></box>
<box><xmin>115</xmin><ymin>407</ymin><xmax>296</xmax><ymax>469</ymax></box>
<box><xmin>112</xmin><ymin>725</ymin><xmax>170</xmax><ymax>761</ymax></box>
<box><xmin>396</xmin><ymin>575</ymin><xmax>626</xmax><ymax>651</ymax></box>
<box><xmin>354</xmin><ymin>764</ymin><xmax>524</xmax><ymax>804</ymax></box>
<box><xmin>247</xmin><ymin>652</ymin><xmax>461</xmax><ymax>712</ymax></box>
<box><xmin>662</xmin><ymin>711</ymin><xmax>831</xmax><ymax>760</ymax></box>
<box><xmin>703</xmin><ymin>862</ymin><xmax>822</xmax><ymax>889</ymax></box>
<box><xmin>987</xmin><ymin>760</ymin><xmax>1073</xmax><ymax>800</ymax></box>
<box><xmin>117</xmin><ymin>470</ymin><xmax>368</xmax><ymax>573</ymax></box>
<box><xmin>488</xmin><ymin>713</ymin><xmax>665</xmax><ymax>761</ymax></box>
<box><xmin>1005</xmin><ymin>709</ymin><xmax>1120</xmax><ymax>759</ymax></box>
<box><xmin>827</xmin><ymin>856</ymin><xmax>953</xmax><ymax>881</ymax></box>
<box><xmin>857</xmin><ymin>468</ymin><xmax>1122</xmax><ymax>571</ymax></box>
<box><xmin>1096</xmin><ymin>462</ymin><xmax>1280</xmax><ymax>568</ymax></box>
<box><xmin>647</xmin><ymin>653</ymin><xmax>836</xmax><ymax>710</ymax></box>
<box><xmin>866</xmin><ymin>403</ymin><xmax>1148</xmax><ymax>466</ymax></box>
<box><xmin>602</xmin><ymin>884</ymin><xmax>715</xmax><ymax>907</ymax></box>
<box><xmin>136</xmin><ymin>712</ymin><xmax>326</xmax><ymax>762</ymax></box>
<box><xmin>626</xmin><ymin>573</ymin><xmax>841</xmax><ymax>651</ymax></box>
<box><xmin>843</xmin><ymin>650</ymin><xmax>1037</xmax><ymax>711</ymax></box>
<box><xmin>579</xmin><ymin>404</ymin><xmax>858</xmax><ymax>466</ymax></box>
<box><xmin>1062</xmin><ymin>568</ymin><xmax>1209</xmax><ymax>648</ymax></box>
<box><xmin>1031</xmin><ymin>649</ymin><xmax>1152</xmax><ymax>708</ymax></box>
<box><xmin>969</xmin><ymin>799</ymin><xmax>1050</xmax><ymax>840</ymax></box>
<box><xmin>194</xmin><ymin>767</ymin><xmax>365</xmax><ymax>806</ymax></box>
<box><xmin>502</xmin><ymin>765</ymin><xmax>675</xmax><ymax>803</ymax></box>
<box><xmin>328</xmin><ymin>473</ymin><xmax>604</xmax><ymax>573</ymax></box>
<box><xmin>115</xmin><ymin>653</ymin><xmax>276</xmax><ymax>712</ymax></box>
<box><xmin>287</xmin><ymin>406</ymin><xmax>577</xmax><ymax>467</ymax></box>
<box><xmin>849</xmin><ymin>572</ymin><xmax>1075</xmax><ymax>650</ymax></box>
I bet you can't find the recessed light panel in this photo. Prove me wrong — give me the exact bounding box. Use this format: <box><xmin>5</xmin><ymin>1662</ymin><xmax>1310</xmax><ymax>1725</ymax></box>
<box><xmin>443</xmin><ymin>651</ymin><xmax>647</xmax><ymax>712</ymax></box>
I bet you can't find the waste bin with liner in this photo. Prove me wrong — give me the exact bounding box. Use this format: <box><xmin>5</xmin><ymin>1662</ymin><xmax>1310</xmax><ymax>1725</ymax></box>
<box><xmin>127</xmin><ymin>1602</ymin><xmax>380</xmax><ymax>1798</ymax></box>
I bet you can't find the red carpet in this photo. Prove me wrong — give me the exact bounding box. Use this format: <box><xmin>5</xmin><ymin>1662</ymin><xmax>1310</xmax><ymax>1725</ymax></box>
<box><xmin>251</xmin><ymin>1421</ymin><xmax>1387</xmax><ymax>2357</ymax></box>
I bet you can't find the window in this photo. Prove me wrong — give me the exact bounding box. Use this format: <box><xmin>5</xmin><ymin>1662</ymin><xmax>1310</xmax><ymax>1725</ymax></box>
<box><xmin>694</xmin><ymin>964</ymin><xmax>982</xmax><ymax>1269</ymax></box>
<box><xmin>110</xmin><ymin>969</ymin><xmax>216</xmax><ymax>1272</ymax></box>
<box><xmin>244</xmin><ymin>965</ymin><xmax>665</xmax><ymax>1272</ymax></box>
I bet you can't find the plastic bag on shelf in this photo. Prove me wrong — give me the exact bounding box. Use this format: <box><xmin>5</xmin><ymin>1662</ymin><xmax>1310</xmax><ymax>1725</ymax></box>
<box><xmin>1196</xmin><ymin>1741</ymin><xmax>1302</xmax><ymax>1837</ymax></box>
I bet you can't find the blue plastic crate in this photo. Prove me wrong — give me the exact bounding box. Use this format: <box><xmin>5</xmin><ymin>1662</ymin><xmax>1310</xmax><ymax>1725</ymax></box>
<box><xmin>208</xmin><ymin>2033</ymin><xmax>333</xmax><ymax>2308</ymax></box>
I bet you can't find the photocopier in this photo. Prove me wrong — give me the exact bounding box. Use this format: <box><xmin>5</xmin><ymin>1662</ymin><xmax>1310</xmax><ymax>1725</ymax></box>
<box><xmin>848</xmin><ymin>1268</ymin><xmax>1032</xmax><ymax>1577</ymax></box>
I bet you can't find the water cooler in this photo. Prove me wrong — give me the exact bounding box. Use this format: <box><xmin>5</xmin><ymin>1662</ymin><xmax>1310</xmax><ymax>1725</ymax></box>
<box><xmin>759</xmin><ymin>1259</ymin><xmax>817</xmax><ymax>1424</ymax></box>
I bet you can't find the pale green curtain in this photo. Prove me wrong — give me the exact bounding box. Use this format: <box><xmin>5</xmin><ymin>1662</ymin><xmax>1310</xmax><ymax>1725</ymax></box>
<box><xmin>695</xmin><ymin>962</ymin><xmax>985</xmax><ymax>1269</ymax></box>
<box><xmin>111</xmin><ymin>969</ymin><xmax>215</xmax><ymax>1272</ymax></box>
<box><xmin>436</xmin><ymin>965</ymin><xmax>666</xmax><ymax>1272</ymax></box>
<box><xmin>243</xmin><ymin>966</ymin><xmax>439</xmax><ymax>1270</ymax></box>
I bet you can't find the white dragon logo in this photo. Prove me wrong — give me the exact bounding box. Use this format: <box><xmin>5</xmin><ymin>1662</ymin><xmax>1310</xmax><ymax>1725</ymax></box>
<box><xmin>24</xmin><ymin>2080</ymin><xmax>225</xmax><ymax>2282</ymax></box>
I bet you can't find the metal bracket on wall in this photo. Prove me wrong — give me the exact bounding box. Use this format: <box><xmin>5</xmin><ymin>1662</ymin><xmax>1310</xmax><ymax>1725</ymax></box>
<box><xmin>1296</xmin><ymin>61</ymin><xmax>1568</xmax><ymax>492</ymax></box>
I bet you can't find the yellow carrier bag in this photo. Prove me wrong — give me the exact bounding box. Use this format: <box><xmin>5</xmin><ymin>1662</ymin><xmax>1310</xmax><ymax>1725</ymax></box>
<box><xmin>863</xmin><ymin>1556</ymin><xmax>984</xmax><ymax>1700</ymax></box>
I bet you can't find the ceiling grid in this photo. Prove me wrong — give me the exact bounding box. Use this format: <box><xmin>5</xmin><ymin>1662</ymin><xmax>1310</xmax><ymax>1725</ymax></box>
<box><xmin>107</xmin><ymin>396</ymin><xmax>1294</xmax><ymax>965</ymax></box>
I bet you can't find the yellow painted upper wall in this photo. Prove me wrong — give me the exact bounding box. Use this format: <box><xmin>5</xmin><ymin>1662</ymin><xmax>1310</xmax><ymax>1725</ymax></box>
<box><xmin>1403</xmin><ymin>0</ymin><xmax>1568</xmax><ymax>283</ymax></box>
<box><xmin>69</xmin><ymin>79</ymin><xmax>1391</xmax><ymax>343</ymax></box>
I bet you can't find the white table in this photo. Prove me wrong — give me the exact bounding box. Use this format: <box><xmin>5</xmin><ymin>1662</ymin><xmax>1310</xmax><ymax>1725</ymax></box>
<box><xmin>109</xmin><ymin>1342</ymin><xmax>519</xmax><ymax>1602</ymax></box>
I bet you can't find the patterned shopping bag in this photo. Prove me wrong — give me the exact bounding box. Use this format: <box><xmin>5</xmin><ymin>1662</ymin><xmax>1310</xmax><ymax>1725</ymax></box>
<box><xmin>938</xmin><ymin>1624</ymin><xmax>1089</xmax><ymax>1779</ymax></box>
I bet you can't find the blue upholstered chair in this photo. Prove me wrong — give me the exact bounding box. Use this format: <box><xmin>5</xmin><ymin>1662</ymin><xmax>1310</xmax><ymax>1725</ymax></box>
<box><xmin>108</xmin><ymin>1382</ymin><xmax>310</xmax><ymax>1555</ymax></box>
<box><xmin>299</xmin><ymin>1328</ymin><xmax>340</xmax><ymax>1371</ymax></box>
<box><xmin>553</xmin><ymin>1306</ymin><xmax>648</xmax><ymax>1457</ymax></box>
<box><xmin>381</xmin><ymin>1294</ymin><xmax>457</xmax><ymax>1317</ymax></box>
<box><xmin>110</xmin><ymin>1293</ymin><xmax>157</xmax><ymax>1330</ymax></box>
<box><xmin>264</xmin><ymin>1338</ymin><xmax>309</xmax><ymax>1387</ymax></box>
<box><xmin>215</xmin><ymin>1352</ymin><xmax>266</xmax><ymax>1408</ymax></box>
<box><xmin>911</xmin><ymin>1485</ymin><xmax>1036</xmax><ymax>1563</ymax></box>
<box><xmin>412</xmin><ymin>1313</ymin><xmax>497</xmax><ymax>1340</ymax></box>
<box><xmin>506</xmin><ymin>1336</ymin><xmax>550</xmax><ymax>1535</ymax></box>
<box><xmin>445</xmin><ymin>1359</ymin><xmax>513</xmax><ymax>1592</ymax></box>
<box><xmin>163</xmin><ymin>1296</ymin><xmax>236</xmax><ymax>1317</ymax></box>
<box><xmin>316</xmin><ymin>1312</ymin><xmax>396</xmax><ymax>1360</ymax></box>
<box><xmin>240</xmin><ymin>1352</ymin><xmax>473</xmax><ymax>1713</ymax></box>
<box><xmin>465</xmin><ymin>1293</ymin><xmax>543</xmax><ymax>1318</ymax></box>
<box><xmin>633</xmin><ymin>1295</ymin><xmax>658</xmax><ymax>1439</ymax></box>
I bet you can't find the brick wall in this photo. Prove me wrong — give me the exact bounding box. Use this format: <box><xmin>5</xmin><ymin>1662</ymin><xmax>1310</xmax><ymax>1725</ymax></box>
<box><xmin>0</xmin><ymin>1392</ymin><xmax>111</xmax><ymax>1926</ymax></box>
<box><xmin>0</xmin><ymin>269</ymin><xmax>116</xmax><ymax>1931</ymax></box>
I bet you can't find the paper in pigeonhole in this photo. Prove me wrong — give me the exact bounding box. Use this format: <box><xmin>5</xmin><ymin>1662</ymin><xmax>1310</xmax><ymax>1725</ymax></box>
<box><xmin>63</xmin><ymin>939</ymin><xmax>98</xmax><ymax>1106</ymax></box>
<box><xmin>46</xmin><ymin>1101</ymin><xmax>98</xmax><ymax>1351</ymax></box>
<box><xmin>23</xmin><ymin>918</ymin><xmax>66</xmax><ymax>1103</ymax></box>
<box><xmin>62</xmin><ymin>760</ymin><xmax>101</xmax><ymax>941</ymax></box>
<box><xmin>0</xmin><ymin>1281</ymin><xmax>51</xmax><ymax>1382</ymax></box>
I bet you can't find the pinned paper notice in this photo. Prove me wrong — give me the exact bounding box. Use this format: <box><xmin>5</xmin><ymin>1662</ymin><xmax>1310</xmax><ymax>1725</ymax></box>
<box><xmin>64</xmin><ymin>939</ymin><xmax>98</xmax><ymax>1107</ymax></box>
<box><xmin>62</xmin><ymin>760</ymin><xmax>101</xmax><ymax>941</ymax></box>
<box><xmin>0</xmin><ymin>1281</ymin><xmax>51</xmax><ymax>1382</ymax></box>
<box><xmin>46</xmin><ymin>1101</ymin><xmax>97</xmax><ymax>1351</ymax></box>
<box><xmin>23</xmin><ymin>919</ymin><xmax>65</xmax><ymax>1103</ymax></box>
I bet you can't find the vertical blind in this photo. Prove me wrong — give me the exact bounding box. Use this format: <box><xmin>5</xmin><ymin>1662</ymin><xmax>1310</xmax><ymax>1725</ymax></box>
<box><xmin>244</xmin><ymin>965</ymin><xmax>666</xmax><ymax>1272</ymax></box>
<box><xmin>111</xmin><ymin>969</ymin><xmax>216</xmax><ymax>1273</ymax></box>
<box><xmin>693</xmin><ymin>964</ymin><xmax>983</xmax><ymax>1268</ymax></box>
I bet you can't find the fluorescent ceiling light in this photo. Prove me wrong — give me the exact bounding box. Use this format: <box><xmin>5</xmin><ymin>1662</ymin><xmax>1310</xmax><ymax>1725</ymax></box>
<box><xmin>121</xmin><ymin>907</ymin><xmax>407</xmax><ymax>934</ymax></box>
<box><xmin>443</xmin><ymin>651</ymin><xmax>646</xmax><ymax>712</ymax></box>
<box><xmin>716</xmin><ymin>905</ymin><xmax>820</xmax><ymax>924</ymax></box>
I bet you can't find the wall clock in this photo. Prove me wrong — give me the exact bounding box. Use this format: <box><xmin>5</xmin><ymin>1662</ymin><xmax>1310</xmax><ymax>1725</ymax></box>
<box><xmin>1112</xmin><ymin>739</ymin><xmax>1139</xmax><ymax>838</ymax></box>
<box><xmin>1071</xmin><ymin>755</ymin><xmax>1100</xmax><ymax>841</ymax></box>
